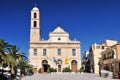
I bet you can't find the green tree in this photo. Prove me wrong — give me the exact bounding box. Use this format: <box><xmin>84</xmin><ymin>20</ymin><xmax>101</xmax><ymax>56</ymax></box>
<box><xmin>8</xmin><ymin>45</ymin><xmax>20</xmax><ymax>75</ymax></box>
<box><xmin>0</xmin><ymin>38</ymin><xmax>10</xmax><ymax>80</ymax></box>
<box><xmin>0</xmin><ymin>38</ymin><xmax>31</xmax><ymax>77</ymax></box>
<box><xmin>18</xmin><ymin>55</ymin><xmax>29</xmax><ymax>75</ymax></box>
<box><xmin>0</xmin><ymin>38</ymin><xmax>9</xmax><ymax>61</ymax></box>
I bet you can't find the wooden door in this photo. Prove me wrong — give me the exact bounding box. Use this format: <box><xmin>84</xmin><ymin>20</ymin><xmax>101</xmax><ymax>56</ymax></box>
<box><xmin>71</xmin><ymin>60</ymin><xmax>77</xmax><ymax>72</ymax></box>
<box><xmin>58</xmin><ymin>65</ymin><xmax>61</xmax><ymax>72</ymax></box>
<box><xmin>71</xmin><ymin>63</ymin><xmax>77</xmax><ymax>72</ymax></box>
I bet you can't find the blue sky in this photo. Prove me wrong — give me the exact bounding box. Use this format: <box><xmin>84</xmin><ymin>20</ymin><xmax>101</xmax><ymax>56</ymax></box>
<box><xmin>0</xmin><ymin>0</ymin><xmax>120</xmax><ymax>57</ymax></box>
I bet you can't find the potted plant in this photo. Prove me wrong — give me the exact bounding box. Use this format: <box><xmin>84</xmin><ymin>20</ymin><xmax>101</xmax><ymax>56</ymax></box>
<box><xmin>79</xmin><ymin>67</ymin><xmax>84</xmax><ymax>73</ymax></box>
<box><xmin>49</xmin><ymin>67</ymin><xmax>57</xmax><ymax>73</ymax></box>
<box><xmin>104</xmin><ymin>73</ymin><xmax>108</xmax><ymax>78</ymax></box>
<box><xmin>62</xmin><ymin>67</ymin><xmax>71</xmax><ymax>72</ymax></box>
<box><xmin>38</xmin><ymin>68</ymin><xmax>42</xmax><ymax>73</ymax></box>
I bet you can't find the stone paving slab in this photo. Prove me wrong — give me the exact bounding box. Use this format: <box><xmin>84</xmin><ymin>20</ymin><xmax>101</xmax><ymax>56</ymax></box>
<box><xmin>21</xmin><ymin>73</ymin><xmax>116</xmax><ymax>80</ymax></box>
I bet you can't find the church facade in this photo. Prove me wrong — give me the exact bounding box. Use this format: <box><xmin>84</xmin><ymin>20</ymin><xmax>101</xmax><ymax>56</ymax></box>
<box><xmin>28</xmin><ymin>7</ymin><xmax>81</xmax><ymax>73</ymax></box>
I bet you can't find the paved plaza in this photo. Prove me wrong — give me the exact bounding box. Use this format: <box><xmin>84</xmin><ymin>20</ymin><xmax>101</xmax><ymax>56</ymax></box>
<box><xmin>21</xmin><ymin>73</ymin><xmax>116</xmax><ymax>80</ymax></box>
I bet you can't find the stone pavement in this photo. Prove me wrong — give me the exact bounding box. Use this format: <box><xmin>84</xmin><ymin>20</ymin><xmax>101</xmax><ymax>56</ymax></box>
<box><xmin>21</xmin><ymin>73</ymin><xmax>116</xmax><ymax>80</ymax></box>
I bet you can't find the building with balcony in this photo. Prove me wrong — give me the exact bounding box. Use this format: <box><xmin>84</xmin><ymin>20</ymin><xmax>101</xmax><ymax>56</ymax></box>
<box><xmin>89</xmin><ymin>40</ymin><xmax>118</xmax><ymax>74</ymax></box>
<box><xmin>101</xmin><ymin>44</ymin><xmax>120</xmax><ymax>73</ymax></box>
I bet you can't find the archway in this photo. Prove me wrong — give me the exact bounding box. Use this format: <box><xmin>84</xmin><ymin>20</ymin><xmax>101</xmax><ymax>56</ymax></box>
<box><xmin>42</xmin><ymin>60</ymin><xmax>48</xmax><ymax>72</ymax></box>
<box><xmin>71</xmin><ymin>60</ymin><xmax>77</xmax><ymax>72</ymax></box>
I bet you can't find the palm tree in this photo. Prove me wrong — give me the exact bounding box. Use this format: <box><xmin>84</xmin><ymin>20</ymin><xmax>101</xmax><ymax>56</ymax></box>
<box><xmin>18</xmin><ymin>57</ymin><xmax>28</xmax><ymax>74</ymax></box>
<box><xmin>0</xmin><ymin>38</ymin><xmax>30</xmax><ymax>77</ymax></box>
<box><xmin>0</xmin><ymin>38</ymin><xmax>9</xmax><ymax>60</ymax></box>
<box><xmin>0</xmin><ymin>38</ymin><xmax>10</xmax><ymax>80</ymax></box>
<box><xmin>8</xmin><ymin>45</ymin><xmax>28</xmax><ymax>76</ymax></box>
<box><xmin>18</xmin><ymin>58</ymin><xmax>33</xmax><ymax>75</ymax></box>
<box><xmin>17</xmin><ymin>52</ymin><xmax>30</xmax><ymax>75</ymax></box>
<box><xmin>8</xmin><ymin>45</ymin><xmax>20</xmax><ymax>76</ymax></box>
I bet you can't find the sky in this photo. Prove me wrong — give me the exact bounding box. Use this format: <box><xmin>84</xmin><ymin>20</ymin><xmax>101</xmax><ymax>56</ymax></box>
<box><xmin>0</xmin><ymin>0</ymin><xmax>120</xmax><ymax>57</ymax></box>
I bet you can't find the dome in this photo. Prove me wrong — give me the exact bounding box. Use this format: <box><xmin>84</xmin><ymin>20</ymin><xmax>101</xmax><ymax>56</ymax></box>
<box><xmin>32</xmin><ymin>7</ymin><xmax>39</xmax><ymax>10</ymax></box>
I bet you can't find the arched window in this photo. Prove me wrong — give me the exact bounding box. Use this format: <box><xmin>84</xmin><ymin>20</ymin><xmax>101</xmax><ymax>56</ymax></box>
<box><xmin>71</xmin><ymin>60</ymin><xmax>77</xmax><ymax>64</ymax></box>
<box><xmin>42</xmin><ymin>60</ymin><xmax>48</xmax><ymax>64</ymax></box>
<box><xmin>58</xmin><ymin>59</ymin><xmax>62</xmax><ymax>65</ymax></box>
<box><xmin>33</xmin><ymin>21</ymin><xmax>37</xmax><ymax>27</ymax></box>
<box><xmin>34</xmin><ymin>13</ymin><xmax>37</xmax><ymax>18</ymax></box>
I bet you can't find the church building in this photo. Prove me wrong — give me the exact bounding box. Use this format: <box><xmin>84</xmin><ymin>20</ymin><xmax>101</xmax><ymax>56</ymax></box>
<box><xmin>28</xmin><ymin>6</ymin><xmax>81</xmax><ymax>73</ymax></box>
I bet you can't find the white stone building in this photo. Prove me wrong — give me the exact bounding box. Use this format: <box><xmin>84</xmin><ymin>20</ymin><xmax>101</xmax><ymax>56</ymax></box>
<box><xmin>89</xmin><ymin>40</ymin><xmax>118</xmax><ymax>74</ymax></box>
<box><xmin>28</xmin><ymin>7</ymin><xmax>81</xmax><ymax>73</ymax></box>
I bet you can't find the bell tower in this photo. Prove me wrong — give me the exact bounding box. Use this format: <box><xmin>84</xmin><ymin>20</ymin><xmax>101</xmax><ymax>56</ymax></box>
<box><xmin>30</xmin><ymin>6</ymin><xmax>40</xmax><ymax>42</ymax></box>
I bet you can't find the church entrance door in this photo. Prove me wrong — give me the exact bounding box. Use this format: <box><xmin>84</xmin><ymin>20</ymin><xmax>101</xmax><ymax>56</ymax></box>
<box><xmin>42</xmin><ymin>60</ymin><xmax>48</xmax><ymax>72</ymax></box>
<box><xmin>71</xmin><ymin>60</ymin><xmax>77</xmax><ymax>72</ymax></box>
<box><xmin>42</xmin><ymin>64</ymin><xmax>48</xmax><ymax>72</ymax></box>
<box><xmin>58</xmin><ymin>65</ymin><xmax>61</xmax><ymax>72</ymax></box>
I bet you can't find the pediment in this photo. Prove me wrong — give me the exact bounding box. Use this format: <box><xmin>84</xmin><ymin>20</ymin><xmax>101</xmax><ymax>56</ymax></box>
<box><xmin>53</xmin><ymin>26</ymin><xmax>66</xmax><ymax>33</ymax></box>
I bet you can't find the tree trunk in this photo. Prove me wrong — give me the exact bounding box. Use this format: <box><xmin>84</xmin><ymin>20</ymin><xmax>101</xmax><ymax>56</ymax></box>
<box><xmin>11</xmin><ymin>66</ymin><xmax>15</xmax><ymax>75</ymax></box>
